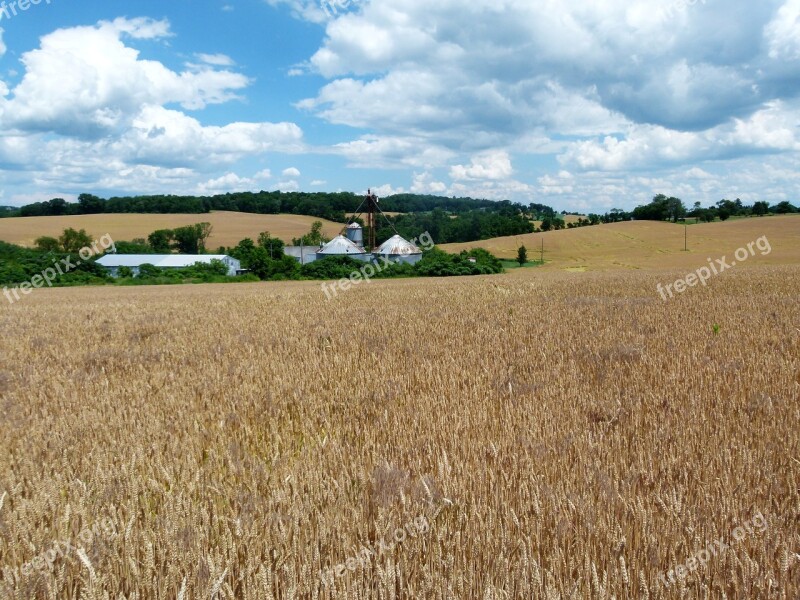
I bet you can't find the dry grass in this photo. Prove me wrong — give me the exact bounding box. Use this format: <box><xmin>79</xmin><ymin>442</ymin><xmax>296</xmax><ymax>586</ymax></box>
<box><xmin>0</xmin><ymin>212</ymin><xmax>345</xmax><ymax>248</ymax></box>
<box><xmin>443</xmin><ymin>215</ymin><xmax>800</xmax><ymax>271</ymax></box>
<box><xmin>0</xmin><ymin>252</ymin><xmax>798</xmax><ymax>597</ymax></box>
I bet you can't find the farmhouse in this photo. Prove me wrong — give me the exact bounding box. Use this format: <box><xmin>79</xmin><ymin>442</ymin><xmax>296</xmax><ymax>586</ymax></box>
<box><xmin>96</xmin><ymin>254</ymin><xmax>241</xmax><ymax>277</ymax></box>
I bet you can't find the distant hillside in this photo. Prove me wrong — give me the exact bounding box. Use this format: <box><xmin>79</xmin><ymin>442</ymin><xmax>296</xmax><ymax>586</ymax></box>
<box><xmin>441</xmin><ymin>215</ymin><xmax>800</xmax><ymax>271</ymax></box>
<box><xmin>0</xmin><ymin>212</ymin><xmax>345</xmax><ymax>249</ymax></box>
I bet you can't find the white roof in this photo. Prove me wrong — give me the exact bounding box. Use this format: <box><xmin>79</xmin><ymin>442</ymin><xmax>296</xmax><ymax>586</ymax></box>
<box><xmin>96</xmin><ymin>254</ymin><xmax>235</xmax><ymax>268</ymax></box>
<box><xmin>375</xmin><ymin>235</ymin><xmax>422</xmax><ymax>256</ymax></box>
<box><xmin>317</xmin><ymin>235</ymin><xmax>367</xmax><ymax>255</ymax></box>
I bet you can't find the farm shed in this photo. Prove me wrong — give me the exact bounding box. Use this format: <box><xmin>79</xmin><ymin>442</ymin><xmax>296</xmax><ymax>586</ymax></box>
<box><xmin>95</xmin><ymin>254</ymin><xmax>241</xmax><ymax>277</ymax></box>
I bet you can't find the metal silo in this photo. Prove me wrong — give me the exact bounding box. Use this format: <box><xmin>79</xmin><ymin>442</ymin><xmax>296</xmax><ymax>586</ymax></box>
<box><xmin>374</xmin><ymin>235</ymin><xmax>423</xmax><ymax>265</ymax></box>
<box><xmin>345</xmin><ymin>223</ymin><xmax>364</xmax><ymax>247</ymax></box>
<box><xmin>316</xmin><ymin>235</ymin><xmax>371</xmax><ymax>262</ymax></box>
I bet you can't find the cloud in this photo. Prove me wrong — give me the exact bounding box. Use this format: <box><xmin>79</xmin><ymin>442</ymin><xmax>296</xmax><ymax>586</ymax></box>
<box><xmin>450</xmin><ymin>151</ymin><xmax>514</xmax><ymax>181</ymax></box>
<box><xmin>277</xmin><ymin>179</ymin><xmax>300</xmax><ymax>191</ymax></box>
<box><xmin>0</xmin><ymin>18</ymin><xmax>251</xmax><ymax>139</ymax></box>
<box><xmin>282</xmin><ymin>167</ymin><xmax>301</xmax><ymax>177</ymax></box>
<box><xmin>196</xmin><ymin>53</ymin><xmax>236</xmax><ymax>67</ymax></box>
<box><xmin>0</xmin><ymin>17</ymin><xmax>306</xmax><ymax>201</ymax></box>
<box><xmin>285</xmin><ymin>0</ymin><xmax>800</xmax><ymax>188</ymax></box>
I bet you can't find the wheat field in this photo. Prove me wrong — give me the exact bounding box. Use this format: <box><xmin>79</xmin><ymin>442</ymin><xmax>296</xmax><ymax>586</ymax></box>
<box><xmin>0</xmin><ymin>212</ymin><xmax>345</xmax><ymax>249</ymax></box>
<box><xmin>1</xmin><ymin>252</ymin><xmax>799</xmax><ymax>598</ymax></box>
<box><xmin>442</xmin><ymin>215</ymin><xmax>800</xmax><ymax>271</ymax></box>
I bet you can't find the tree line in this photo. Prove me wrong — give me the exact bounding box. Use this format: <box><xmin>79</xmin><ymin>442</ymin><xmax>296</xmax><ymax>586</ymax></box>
<box><xmin>5</xmin><ymin>192</ymin><xmax>555</xmax><ymax>224</ymax></box>
<box><xmin>631</xmin><ymin>195</ymin><xmax>797</xmax><ymax>222</ymax></box>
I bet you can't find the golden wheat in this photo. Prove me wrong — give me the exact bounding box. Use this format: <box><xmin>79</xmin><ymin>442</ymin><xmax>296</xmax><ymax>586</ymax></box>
<box><xmin>0</xmin><ymin>262</ymin><xmax>798</xmax><ymax>598</ymax></box>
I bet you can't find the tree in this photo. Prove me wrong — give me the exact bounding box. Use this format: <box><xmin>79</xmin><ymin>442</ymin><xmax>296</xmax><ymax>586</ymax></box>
<box><xmin>59</xmin><ymin>228</ymin><xmax>93</xmax><ymax>253</ymax></box>
<box><xmin>293</xmin><ymin>221</ymin><xmax>327</xmax><ymax>246</ymax></box>
<box><xmin>752</xmin><ymin>201</ymin><xmax>769</xmax><ymax>216</ymax></box>
<box><xmin>196</xmin><ymin>222</ymin><xmax>213</xmax><ymax>252</ymax></box>
<box><xmin>35</xmin><ymin>236</ymin><xmax>61</xmax><ymax>252</ymax></box>
<box><xmin>118</xmin><ymin>266</ymin><xmax>134</xmax><ymax>278</ymax></box>
<box><xmin>771</xmin><ymin>201</ymin><xmax>797</xmax><ymax>214</ymax></box>
<box><xmin>718</xmin><ymin>208</ymin><xmax>731</xmax><ymax>221</ymax></box>
<box><xmin>257</xmin><ymin>231</ymin><xmax>285</xmax><ymax>258</ymax></box>
<box><xmin>148</xmin><ymin>229</ymin><xmax>173</xmax><ymax>253</ymax></box>
<box><xmin>173</xmin><ymin>225</ymin><xmax>201</xmax><ymax>253</ymax></box>
<box><xmin>516</xmin><ymin>245</ymin><xmax>527</xmax><ymax>266</ymax></box>
<box><xmin>540</xmin><ymin>218</ymin><xmax>553</xmax><ymax>232</ymax></box>
<box><xmin>633</xmin><ymin>194</ymin><xmax>685</xmax><ymax>222</ymax></box>
<box><xmin>45</xmin><ymin>198</ymin><xmax>68</xmax><ymax>216</ymax></box>
<box><xmin>78</xmin><ymin>193</ymin><xmax>105</xmax><ymax>214</ymax></box>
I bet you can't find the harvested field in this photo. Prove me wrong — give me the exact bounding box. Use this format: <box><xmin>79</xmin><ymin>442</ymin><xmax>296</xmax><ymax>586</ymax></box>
<box><xmin>0</xmin><ymin>212</ymin><xmax>344</xmax><ymax>249</ymax></box>
<box><xmin>443</xmin><ymin>215</ymin><xmax>800</xmax><ymax>271</ymax></box>
<box><xmin>1</xmin><ymin>260</ymin><xmax>798</xmax><ymax>598</ymax></box>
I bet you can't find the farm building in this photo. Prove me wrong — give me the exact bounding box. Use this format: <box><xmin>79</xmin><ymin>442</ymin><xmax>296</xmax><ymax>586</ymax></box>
<box><xmin>283</xmin><ymin>190</ymin><xmax>429</xmax><ymax>266</ymax></box>
<box><xmin>283</xmin><ymin>245</ymin><xmax>320</xmax><ymax>265</ymax></box>
<box><xmin>96</xmin><ymin>254</ymin><xmax>241</xmax><ymax>277</ymax></box>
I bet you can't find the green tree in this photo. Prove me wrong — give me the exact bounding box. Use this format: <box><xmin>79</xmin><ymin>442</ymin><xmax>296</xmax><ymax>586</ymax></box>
<box><xmin>148</xmin><ymin>229</ymin><xmax>173</xmax><ymax>253</ymax></box>
<box><xmin>771</xmin><ymin>201</ymin><xmax>797</xmax><ymax>214</ymax></box>
<box><xmin>137</xmin><ymin>263</ymin><xmax>162</xmax><ymax>278</ymax></box>
<box><xmin>540</xmin><ymin>218</ymin><xmax>553</xmax><ymax>232</ymax></box>
<box><xmin>196</xmin><ymin>222</ymin><xmax>213</xmax><ymax>252</ymax></box>
<box><xmin>170</xmin><ymin>223</ymin><xmax>212</xmax><ymax>254</ymax></box>
<box><xmin>34</xmin><ymin>236</ymin><xmax>61</xmax><ymax>252</ymax></box>
<box><xmin>118</xmin><ymin>266</ymin><xmax>134</xmax><ymax>278</ymax></box>
<box><xmin>78</xmin><ymin>193</ymin><xmax>105</xmax><ymax>214</ymax></box>
<box><xmin>293</xmin><ymin>221</ymin><xmax>327</xmax><ymax>246</ymax></box>
<box><xmin>517</xmin><ymin>245</ymin><xmax>527</xmax><ymax>266</ymax></box>
<box><xmin>257</xmin><ymin>231</ymin><xmax>285</xmax><ymax>258</ymax></box>
<box><xmin>752</xmin><ymin>201</ymin><xmax>769</xmax><ymax>216</ymax></box>
<box><xmin>59</xmin><ymin>228</ymin><xmax>93</xmax><ymax>253</ymax></box>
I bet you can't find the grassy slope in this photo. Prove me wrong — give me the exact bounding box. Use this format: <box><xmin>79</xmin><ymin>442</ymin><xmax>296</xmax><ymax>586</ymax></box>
<box><xmin>0</xmin><ymin>211</ymin><xmax>345</xmax><ymax>248</ymax></box>
<box><xmin>442</xmin><ymin>215</ymin><xmax>800</xmax><ymax>271</ymax></box>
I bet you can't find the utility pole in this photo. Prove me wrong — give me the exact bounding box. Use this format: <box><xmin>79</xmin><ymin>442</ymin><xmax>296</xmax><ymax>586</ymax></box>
<box><xmin>684</xmin><ymin>223</ymin><xmax>688</xmax><ymax>251</ymax></box>
<box><xmin>540</xmin><ymin>237</ymin><xmax>544</xmax><ymax>264</ymax></box>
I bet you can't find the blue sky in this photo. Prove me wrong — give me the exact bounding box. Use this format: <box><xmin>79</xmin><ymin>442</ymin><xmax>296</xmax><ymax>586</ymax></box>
<box><xmin>1</xmin><ymin>0</ymin><xmax>799</xmax><ymax>212</ymax></box>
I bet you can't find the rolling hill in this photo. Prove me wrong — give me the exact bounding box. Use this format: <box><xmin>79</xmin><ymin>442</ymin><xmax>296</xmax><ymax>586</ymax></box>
<box><xmin>441</xmin><ymin>215</ymin><xmax>800</xmax><ymax>271</ymax></box>
<box><xmin>0</xmin><ymin>211</ymin><xmax>345</xmax><ymax>249</ymax></box>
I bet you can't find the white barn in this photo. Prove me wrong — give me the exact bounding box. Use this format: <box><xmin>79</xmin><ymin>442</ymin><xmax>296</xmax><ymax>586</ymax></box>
<box><xmin>96</xmin><ymin>254</ymin><xmax>241</xmax><ymax>277</ymax></box>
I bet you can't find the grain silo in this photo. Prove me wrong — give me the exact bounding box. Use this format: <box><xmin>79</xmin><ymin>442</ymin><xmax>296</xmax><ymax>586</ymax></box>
<box><xmin>345</xmin><ymin>223</ymin><xmax>364</xmax><ymax>246</ymax></box>
<box><xmin>316</xmin><ymin>235</ymin><xmax>371</xmax><ymax>262</ymax></box>
<box><xmin>374</xmin><ymin>234</ymin><xmax>423</xmax><ymax>265</ymax></box>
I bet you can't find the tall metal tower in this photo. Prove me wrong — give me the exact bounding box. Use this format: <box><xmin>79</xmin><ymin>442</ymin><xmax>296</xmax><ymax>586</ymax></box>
<box><xmin>365</xmin><ymin>188</ymin><xmax>379</xmax><ymax>251</ymax></box>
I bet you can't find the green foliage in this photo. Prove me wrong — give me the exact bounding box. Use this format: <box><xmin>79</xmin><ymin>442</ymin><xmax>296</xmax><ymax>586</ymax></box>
<box><xmin>118</xmin><ymin>266</ymin><xmax>135</xmax><ymax>278</ymax></box>
<box><xmin>148</xmin><ymin>229</ymin><xmax>174</xmax><ymax>252</ymax></box>
<box><xmin>517</xmin><ymin>245</ymin><xmax>528</xmax><ymax>266</ymax></box>
<box><xmin>34</xmin><ymin>236</ymin><xmax>61</xmax><ymax>252</ymax></box>
<box><xmin>137</xmin><ymin>263</ymin><xmax>162</xmax><ymax>278</ymax></box>
<box><xmin>0</xmin><ymin>240</ymin><xmax>110</xmax><ymax>287</ymax></box>
<box><xmin>633</xmin><ymin>194</ymin><xmax>686</xmax><ymax>222</ymax></box>
<box><xmin>299</xmin><ymin>256</ymin><xmax>365</xmax><ymax>280</ymax></box>
<box><xmin>752</xmin><ymin>201</ymin><xmax>769</xmax><ymax>216</ymax></box>
<box><xmin>257</xmin><ymin>231</ymin><xmax>285</xmax><ymax>257</ymax></box>
<box><xmin>771</xmin><ymin>201</ymin><xmax>797</xmax><ymax>214</ymax></box>
<box><xmin>380</xmin><ymin>208</ymin><xmax>534</xmax><ymax>245</ymax></box>
<box><xmin>172</xmin><ymin>223</ymin><xmax>212</xmax><ymax>254</ymax></box>
<box><xmin>59</xmin><ymin>228</ymin><xmax>93</xmax><ymax>253</ymax></box>
<box><xmin>115</xmin><ymin>240</ymin><xmax>155</xmax><ymax>254</ymax></box>
<box><xmin>415</xmin><ymin>247</ymin><xmax>503</xmax><ymax>277</ymax></box>
<box><xmin>292</xmin><ymin>221</ymin><xmax>327</xmax><ymax>246</ymax></box>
